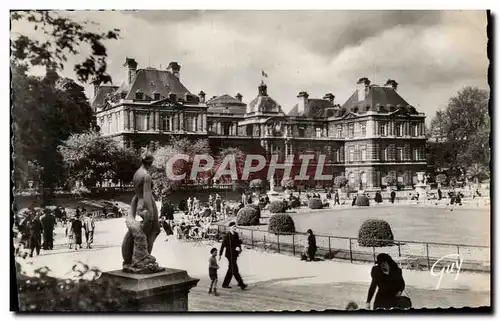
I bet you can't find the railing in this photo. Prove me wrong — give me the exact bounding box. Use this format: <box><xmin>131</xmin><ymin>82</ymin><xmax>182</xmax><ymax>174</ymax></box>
<box><xmin>215</xmin><ymin>225</ymin><xmax>490</xmax><ymax>273</ymax></box>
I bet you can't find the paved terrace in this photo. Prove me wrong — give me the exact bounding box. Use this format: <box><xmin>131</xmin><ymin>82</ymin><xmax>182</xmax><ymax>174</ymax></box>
<box><xmin>16</xmin><ymin>218</ymin><xmax>490</xmax><ymax>311</ymax></box>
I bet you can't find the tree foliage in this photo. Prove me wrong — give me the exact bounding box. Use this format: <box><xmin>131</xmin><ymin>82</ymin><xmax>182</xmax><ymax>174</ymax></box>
<box><xmin>214</xmin><ymin>147</ymin><xmax>245</xmax><ymax>183</ymax></box>
<box><xmin>334</xmin><ymin>176</ymin><xmax>348</xmax><ymax>188</ymax></box>
<box><xmin>428</xmin><ymin>87</ymin><xmax>490</xmax><ymax>175</ymax></box>
<box><xmin>383</xmin><ymin>171</ymin><xmax>397</xmax><ymax>186</ymax></box>
<box><xmin>12</xmin><ymin>64</ymin><xmax>95</xmax><ymax>191</ymax></box>
<box><xmin>58</xmin><ymin>130</ymin><xmax>139</xmax><ymax>187</ymax></box>
<box><xmin>11</xmin><ymin>11</ymin><xmax>119</xmax><ymax>85</ymax></box>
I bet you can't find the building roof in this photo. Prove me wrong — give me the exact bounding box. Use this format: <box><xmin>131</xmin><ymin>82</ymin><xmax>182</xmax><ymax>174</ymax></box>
<box><xmin>91</xmin><ymin>85</ymin><xmax>119</xmax><ymax>110</ymax></box>
<box><xmin>288</xmin><ymin>99</ymin><xmax>336</xmax><ymax>118</ymax></box>
<box><xmin>207</xmin><ymin>94</ymin><xmax>246</xmax><ymax>115</ymax></box>
<box><xmin>92</xmin><ymin>67</ymin><xmax>197</xmax><ymax>110</ymax></box>
<box><xmin>125</xmin><ymin>68</ymin><xmax>192</xmax><ymax>101</ymax></box>
<box><xmin>341</xmin><ymin>85</ymin><xmax>416</xmax><ymax>114</ymax></box>
<box><xmin>248</xmin><ymin>96</ymin><xmax>283</xmax><ymax>114</ymax></box>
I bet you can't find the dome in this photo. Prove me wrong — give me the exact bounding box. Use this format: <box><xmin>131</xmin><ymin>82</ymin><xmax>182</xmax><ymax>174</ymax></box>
<box><xmin>246</xmin><ymin>81</ymin><xmax>283</xmax><ymax>114</ymax></box>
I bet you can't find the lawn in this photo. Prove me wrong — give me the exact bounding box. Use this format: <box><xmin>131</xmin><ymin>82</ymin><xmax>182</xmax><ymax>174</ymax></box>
<box><xmin>282</xmin><ymin>205</ymin><xmax>490</xmax><ymax>246</ymax></box>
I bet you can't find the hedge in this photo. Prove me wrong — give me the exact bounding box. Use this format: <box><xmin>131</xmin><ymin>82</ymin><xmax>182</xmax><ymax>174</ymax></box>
<box><xmin>268</xmin><ymin>214</ymin><xmax>296</xmax><ymax>234</ymax></box>
<box><xmin>236</xmin><ymin>207</ymin><xmax>260</xmax><ymax>226</ymax></box>
<box><xmin>269</xmin><ymin>200</ymin><xmax>286</xmax><ymax>213</ymax></box>
<box><xmin>308</xmin><ymin>198</ymin><xmax>323</xmax><ymax>209</ymax></box>
<box><xmin>355</xmin><ymin>195</ymin><xmax>370</xmax><ymax>206</ymax></box>
<box><xmin>247</xmin><ymin>204</ymin><xmax>261</xmax><ymax>219</ymax></box>
<box><xmin>357</xmin><ymin>219</ymin><xmax>394</xmax><ymax>247</ymax></box>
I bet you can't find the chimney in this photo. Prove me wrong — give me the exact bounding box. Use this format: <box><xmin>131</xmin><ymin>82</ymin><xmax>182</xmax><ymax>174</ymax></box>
<box><xmin>123</xmin><ymin>58</ymin><xmax>138</xmax><ymax>85</ymax></box>
<box><xmin>235</xmin><ymin>93</ymin><xmax>243</xmax><ymax>102</ymax></box>
<box><xmin>356</xmin><ymin>77</ymin><xmax>371</xmax><ymax>101</ymax></box>
<box><xmin>384</xmin><ymin>79</ymin><xmax>399</xmax><ymax>91</ymax></box>
<box><xmin>323</xmin><ymin>93</ymin><xmax>335</xmax><ymax>104</ymax></box>
<box><xmin>167</xmin><ymin>62</ymin><xmax>181</xmax><ymax>80</ymax></box>
<box><xmin>198</xmin><ymin>90</ymin><xmax>206</xmax><ymax>103</ymax></box>
<box><xmin>297</xmin><ymin>91</ymin><xmax>309</xmax><ymax>115</ymax></box>
<box><xmin>258</xmin><ymin>81</ymin><xmax>268</xmax><ymax>96</ymax></box>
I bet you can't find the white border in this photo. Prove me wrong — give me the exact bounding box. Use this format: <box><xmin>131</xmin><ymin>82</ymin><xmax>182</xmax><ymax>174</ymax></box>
<box><xmin>2</xmin><ymin>1</ymin><xmax>498</xmax><ymax>320</ymax></box>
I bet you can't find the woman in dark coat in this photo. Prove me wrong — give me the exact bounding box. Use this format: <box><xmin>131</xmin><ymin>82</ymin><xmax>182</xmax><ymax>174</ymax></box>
<box><xmin>71</xmin><ymin>214</ymin><xmax>83</xmax><ymax>250</ymax></box>
<box><xmin>306</xmin><ymin>229</ymin><xmax>317</xmax><ymax>261</ymax></box>
<box><xmin>366</xmin><ymin>253</ymin><xmax>406</xmax><ymax>310</ymax></box>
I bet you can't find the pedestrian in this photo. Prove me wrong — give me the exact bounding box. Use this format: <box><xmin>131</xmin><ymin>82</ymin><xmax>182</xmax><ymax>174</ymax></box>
<box><xmin>208</xmin><ymin>248</ymin><xmax>220</xmax><ymax>296</ymax></box>
<box><xmin>351</xmin><ymin>195</ymin><xmax>357</xmax><ymax>206</ymax></box>
<box><xmin>334</xmin><ymin>191</ymin><xmax>340</xmax><ymax>205</ymax></box>
<box><xmin>366</xmin><ymin>253</ymin><xmax>407</xmax><ymax>310</ymax></box>
<box><xmin>82</xmin><ymin>212</ymin><xmax>95</xmax><ymax>249</ymax></box>
<box><xmin>375</xmin><ymin>191</ymin><xmax>383</xmax><ymax>204</ymax></box>
<box><xmin>390</xmin><ymin>190</ymin><xmax>396</xmax><ymax>204</ymax></box>
<box><xmin>437</xmin><ymin>188</ymin><xmax>442</xmax><ymax>200</ymax></box>
<box><xmin>28</xmin><ymin>212</ymin><xmax>43</xmax><ymax>257</ymax></box>
<box><xmin>65</xmin><ymin>218</ymin><xmax>74</xmax><ymax>249</ymax></box>
<box><xmin>71</xmin><ymin>213</ymin><xmax>83</xmax><ymax>250</ymax></box>
<box><xmin>219</xmin><ymin>222</ymin><xmax>247</xmax><ymax>290</ymax></box>
<box><xmin>306</xmin><ymin>229</ymin><xmax>317</xmax><ymax>261</ymax></box>
<box><xmin>41</xmin><ymin>209</ymin><xmax>55</xmax><ymax>250</ymax></box>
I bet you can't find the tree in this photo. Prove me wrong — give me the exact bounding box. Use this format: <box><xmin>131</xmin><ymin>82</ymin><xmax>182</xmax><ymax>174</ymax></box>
<box><xmin>11</xmin><ymin>11</ymin><xmax>119</xmax><ymax>85</ymax></box>
<box><xmin>214</xmin><ymin>147</ymin><xmax>245</xmax><ymax>183</ymax></box>
<box><xmin>58</xmin><ymin>130</ymin><xmax>138</xmax><ymax>188</ymax></box>
<box><xmin>435</xmin><ymin>174</ymin><xmax>447</xmax><ymax>187</ymax></box>
<box><xmin>429</xmin><ymin>87</ymin><xmax>490</xmax><ymax>173</ymax></box>
<box><xmin>150</xmin><ymin>138</ymin><xmax>210</xmax><ymax>195</ymax></box>
<box><xmin>12</xmin><ymin>64</ymin><xmax>95</xmax><ymax>194</ymax></box>
<box><xmin>334</xmin><ymin>176</ymin><xmax>348</xmax><ymax>188</ymax></box>
<box><xmin>466</xmin><ymin>163</ymin><xmax>489</xmax><ymax>185</ymax></box>
<box><xmin>281</xmin><ymin>178</ymin><xmax>295</xmax><ymax>190</ymax></box>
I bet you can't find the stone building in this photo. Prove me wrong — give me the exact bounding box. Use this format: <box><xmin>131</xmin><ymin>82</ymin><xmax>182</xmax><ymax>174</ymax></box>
<box><xmin>92</xmin><ymin>59</ymin><xmax>426</xmax><ymax>191</ymax></box>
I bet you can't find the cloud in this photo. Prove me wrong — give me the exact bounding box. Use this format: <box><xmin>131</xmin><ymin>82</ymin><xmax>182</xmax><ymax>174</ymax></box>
<box><xmin>10</xmin><ymin>10</ymin><xmax>488</xmax><ymax>123</ymax></box>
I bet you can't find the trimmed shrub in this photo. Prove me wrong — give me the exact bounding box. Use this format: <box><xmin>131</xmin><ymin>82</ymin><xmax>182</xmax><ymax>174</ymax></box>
<box><xmin>435</xmin><ymin>174</ymin><xmax>447</xmax><ymax>185</ymax></box>
<box><xmin>269</xmin><ymin>200</ymin><xmax>286</xmax><ymax>213</ymax></box>
<box><xmin>358</xmin><ymin>219</ymin><xmax>394</xmax><ymax>247</ymax></box>
<box><xmin>309</xmin><ymin>198</ymin><xmax>323</xmax><ymax>209</ymax></box>
<box><xmin>290</xmin><ymin>198</ymin><xmax>300</xmax><ymax>208</ymax></box>
<box><xmin>355</xmin><ymin>195</ymin><xmax>370</xmax><ymax>206</ymax></box>
<box><xmin>236</xmin><ymin>207</ymin><xmax>260</xmax><ymax>226</ymax></box>
<box><xmin>268</xmin><ymin>214</ymin><xmax>296</xmax><ymax>234</ymax></box>
<box><xmin>384</xmin><ymin>171</ymin><xmax>397</xmax><ymax>187</ymax></box>
<box><xmin>248</xmin><ymin>204</ymin><xmax>261</xmax><ymax>219</ymax></box>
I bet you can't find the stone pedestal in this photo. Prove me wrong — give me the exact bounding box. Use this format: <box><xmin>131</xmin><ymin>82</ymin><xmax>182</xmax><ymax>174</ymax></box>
<box><xmin>101</xmin><ymin>268</ymin><xmax>199</xmax><ymax>312</ymax></box>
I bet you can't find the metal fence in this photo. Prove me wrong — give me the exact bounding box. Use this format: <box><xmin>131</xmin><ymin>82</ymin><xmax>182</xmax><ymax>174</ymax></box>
<box><xmin>215</xmin><ymin>225</ymin><xmax>490</xmax><ymax>273</ymax></box>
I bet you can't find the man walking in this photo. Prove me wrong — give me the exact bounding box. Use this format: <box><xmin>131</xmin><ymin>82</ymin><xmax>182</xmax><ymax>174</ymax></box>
<box><xmin>219</xmin><ymin>222</ymin><xmax>247</xmax><ymax>290</ymax></box>
<box><xmin>390</xmin><ymin>190</ymin><xmax>396</xmax><ymax>204</ymax></box>
<box><xmin>82</xmin><ymin>212</ymin><xmax>95</xmax><ymax>249</ymax></box>
<box><xmin>334</xmin><ymin>191</ymin><xmax>340</xmax><ymax>206</ymax></box>
<box><xmin>41</xmin><ymin>209</ymin><xmax>55</xmax><ymax>250</ymax></box>
<box><xmin>28</xmin><ymin>212</ymin><xmax>43</xmax><ymax>257</ymax></box>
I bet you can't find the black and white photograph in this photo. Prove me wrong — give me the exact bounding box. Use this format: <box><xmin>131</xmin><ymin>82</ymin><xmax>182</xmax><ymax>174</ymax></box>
<box><xmin>9</xmin><ymin>8</ymin><xmax>491</xmax><ymax>312</ymax></box>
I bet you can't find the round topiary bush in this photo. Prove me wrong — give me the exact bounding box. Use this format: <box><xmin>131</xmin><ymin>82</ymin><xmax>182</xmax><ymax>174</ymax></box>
<box><xmin>268</xmin><ymin>214</ymin><xmax>296</xmax><ymax>234</ymax></box>
<box><xmin>236</xmin><ymin>207</ymin><xmax>260</xmax><ymax>226</ymax></box>
<box><xmin>358</xmin><ymin>219</ymin><xmax>394</xmax><ymax>247</ymax></box>
<box><xmin>247</xmin><ymin>204</ymin><xmax>261</xmax><ymax>219</ymax></box>
<box><xmin>269</xmin><ymin>200</ymin><xmax>286</xmax><ymax>213</ymax></box>
<box><xmin>308</xmin><ymin>198</ymin><xmax>323</xmax><ymax>209</ymax></box>
<box><xmin>355</xmin><ymin>195</ymin><xmax>370</xmax><ymax>206</ymax></box>
<box><xmin>290</xmin><ymin>198</ymin><xmax>300</xmax><ymax>209</ymax></box>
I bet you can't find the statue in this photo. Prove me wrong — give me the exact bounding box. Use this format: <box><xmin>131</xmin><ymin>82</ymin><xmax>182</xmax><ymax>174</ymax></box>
<box><xmin>270</xmin><ymin>178</ymin><xmax>276</xmax><ymax>192</ymax></box>
<box><xmin>121</xmin><ymin>153</ymin><xmax>165</xmax><ymax>274</ymax></box>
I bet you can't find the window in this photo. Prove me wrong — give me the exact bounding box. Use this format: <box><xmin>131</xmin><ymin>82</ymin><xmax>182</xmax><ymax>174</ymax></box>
<box><xmin>395</xmin><ymin>123</ymin><xmax>402</xmax><ymax>137</ymax></box>
<box><xmin>223</xmin><ymin>123</ymin><xmax>231</xmax><ymax>136</ymax></box>
<box><xmin>186</xmin><ymin>116</ymin><xmax>193</xmax><ymax>132</ymax></box>
<box><xmin>135</xmin><ymin>91</ymin><xmax>144</xmax><ymax>100</ymax></box>
<box><xmin>162</xmin><ymin>115</ymin><xmax>171</xmax><ymax>131</ymax></box>
<box><xmin>412</xmin><ymin>124</ymin><xmax>418</xmax><ymax>136</ymax></box>
<box><xmin>135</xmin><ymin>113</ymin><xmax>146</xmax><ymax>131</ymax></box>
<box><xmin>379</xmin><ymin>122</ymin><xmax>386</xmax><ymax>136</ymax></box>
<box><xmin>154</xmin><ymin>93</ymin><xmax>161</xmax><ymax>100</ymax></box>
<box><xmin>348</xmin><ymin>123</ymin><xmax>355</xmax><ymax>137</ymax></box>
<box><xmin>349</xmin><ymin>172</ymin><xmax>355</xmax><ymax>185</ymax></box>
<box><xmin>316</xmin><ymin>128</ymin><xmax>322</xmax><ymax>138</ymax></box>
<box><xmin>349</xmin><ymin>149</ymin><xmax>354</xmax><ymax>162</ymax></box>
<box><xmin>246</xmin><ymin>125</ymin><xmax>253</xmax><ymax>136</ymax></box>
<box><xmin>298</xmin><ymin>127</ymin><xmax>305</xmax><ymax>137</ymax></box>
<box><xmin>361</xmin><ymin>122</ymin><xmax>367</xmax><ymax>136</ymax></box>
<box><xmin>334</xmin><ymin>149</ymin><xmax>340</xmax><ymax>163</ymax></box>
<box><xmin>336</xmin><ymin>125</ymin><xmax>342</xmax><ymax>138</ymax></box>
<box><xmin>354</xmin><ymin>145</ymin><xmax>360</xmax><ymax>161</ymax></box>
<box><xmin>413</xmin><ymin>148</ymin><xmax>418</xmax><ymax>161</ymax></box>
<box><xmin>396</xmin><ymin>147</ymin><xmax>403</xmax><ymax>161</ymax></box>
<box><xmin>361</xmin><ymin>147</ymin><xmax>367</xmax><ymax>161</ymax></box>
<box><xmin>382</xmin><ymin>147</ymin><xmax>388</xmax><ymax>161</ymax></box>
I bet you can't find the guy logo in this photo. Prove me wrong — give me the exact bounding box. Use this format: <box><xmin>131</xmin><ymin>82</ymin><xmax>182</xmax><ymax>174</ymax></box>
<box><xmin>430</xmin><ymin>254</ymin><xmax>463</xmax><ymax>290</ymax></box>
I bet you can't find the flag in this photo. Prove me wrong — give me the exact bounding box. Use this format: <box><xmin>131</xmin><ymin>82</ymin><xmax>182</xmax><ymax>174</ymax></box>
<box><xmin>261</xmin><ymin>70</ymin><xmax>268</xmax><ymax>78</ymax></box>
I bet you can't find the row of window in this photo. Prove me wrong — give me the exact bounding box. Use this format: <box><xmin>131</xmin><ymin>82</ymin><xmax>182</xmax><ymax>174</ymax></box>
<box><xmin>345</xmin><ymin>145</ymin><xmax>425</xmax><ymax>162</ymax></box>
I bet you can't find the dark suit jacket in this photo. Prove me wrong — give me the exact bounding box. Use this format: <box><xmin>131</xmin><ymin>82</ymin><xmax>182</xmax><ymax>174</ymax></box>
<box><xmin>220</xmin><ymin>231</ymin><xmax>242</xmax><ymax>260</ymax></box>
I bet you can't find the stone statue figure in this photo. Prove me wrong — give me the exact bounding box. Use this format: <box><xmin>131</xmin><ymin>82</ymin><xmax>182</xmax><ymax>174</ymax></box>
<box><xmin>270</xmin><ymin>178</ymin><xmax>275</xmax><ymax>192</ymax></box>
<box><xmin>121</xmin><ymin>153</ymin><xmax>164</xmax><ymax>274</ymax></box>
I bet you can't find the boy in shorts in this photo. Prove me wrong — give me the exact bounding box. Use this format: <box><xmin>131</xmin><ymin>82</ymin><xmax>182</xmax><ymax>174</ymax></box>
<box><xmin>209</xmin><ymin>247</ymin><xmax>220</xmax><ymax>296</ymax></box>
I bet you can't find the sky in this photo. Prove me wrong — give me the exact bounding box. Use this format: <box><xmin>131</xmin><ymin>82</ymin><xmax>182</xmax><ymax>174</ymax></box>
<box><xmin>11</xmin><ymin>10</ymin><xmax>489</xmax><ymax>123</ymax></box>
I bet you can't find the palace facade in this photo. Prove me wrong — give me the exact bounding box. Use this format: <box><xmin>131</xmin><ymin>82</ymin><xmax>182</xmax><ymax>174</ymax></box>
<box><xmin>92</xmin><ymin>58</ymin><xmax>427</xmax><ymax>191</ymax></box>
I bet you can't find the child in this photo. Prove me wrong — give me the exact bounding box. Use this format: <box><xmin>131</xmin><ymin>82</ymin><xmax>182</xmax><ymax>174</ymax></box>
<box><xmin>208</xmin><ymin>248</ymin><xmax>220</xmax><ymax>296</ymax></box>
